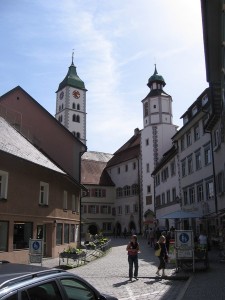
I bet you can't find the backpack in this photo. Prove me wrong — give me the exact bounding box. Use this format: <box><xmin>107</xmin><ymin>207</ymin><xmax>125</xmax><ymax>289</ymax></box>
<box><xmin>154</xmin><ymin>243</ymin><xmax>160</xmax><ymax>251</ymax></box>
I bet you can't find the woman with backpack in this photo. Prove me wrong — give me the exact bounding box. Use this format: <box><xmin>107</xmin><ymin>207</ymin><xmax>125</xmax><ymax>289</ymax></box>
<box><xmin>155</xmin><ymin>235</ymin><xmax>168</xmax><ymax>277</ymax></box>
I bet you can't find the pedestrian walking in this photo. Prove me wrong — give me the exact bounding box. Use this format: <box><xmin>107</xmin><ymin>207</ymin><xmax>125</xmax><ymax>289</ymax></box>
<box><xmin>126</xmin><ymin>235</ymin><xmax>140</xmax><ymax>281</ymax></box>
<box><xmin>148</xmin><ymin>228</ymin><xmax>155</xmax><ymax>247</ymax></box>
<box><xmin>155</xmin><ymin>235</ymin><xmax>168</xmax><ymax>277</ymax></box>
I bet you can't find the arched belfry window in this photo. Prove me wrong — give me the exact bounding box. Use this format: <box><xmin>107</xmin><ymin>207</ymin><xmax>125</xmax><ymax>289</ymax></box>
<box><xmin>76</xmin><ymin>115</ymin><xmax>80</xmax><ymax>123</ymax></box>
<box><xmin>72</xmin><ymin>103</ymin><xmax>76</xmax><ymax>109</ymax></box>
<box><xmin>144</xmin><ymin>102</ymin><xmax>148</xmax><ymax>117</ymax></box>
<box><xmin>77</xmin><ymin>104</ymin><xmax>80</xmax><ymax>110</ymax></box>
<box><xmin>77</xmin><ymin>132</ymin><xmax>80</xmax><ymax>138</ymax></box>
<box><xmin>72</xmin><ymin>114</ymin><xmax>76</xmax><ymax>122</ymax></box>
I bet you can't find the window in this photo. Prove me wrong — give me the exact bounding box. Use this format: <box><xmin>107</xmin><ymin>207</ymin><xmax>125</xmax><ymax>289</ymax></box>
<box><xmin>101</xmin><ymin>205</ymin><xmax>108</xmax><ymax>214</ymax></box>
<box><xmin>118</xmin><ymin>167</ymin><xmax>120</xmax><ymax>174</ymax></box>
<box><xmin>125</xmin><ymin>205</ymin><xmax>130</xmax><ymax>214</ymax></box>
<box><xmin>144</xmin><ymin>102</ymin><xmax>148</xmax><ymax>117</ymax></box>
<box><xmin>147</xmin><ymin>185</ymin><xmax>151</xmax><ymax>194</ymax></box>
<box><xmin>89</xmin><ymin>205</ymin><xmax>97</xmax><ymax>214</ymax></box>
<box><xmin>217</xmin><ymin>172</ymin><xmax>224</xmax><ymax>194</ymax></box>
<box><xmin>197</xmin><ymin>184</ymin><xmax>204</xmax><ymax>202</ymax></box>
<box><xmin>170</xmin><ymin>160</ymin><xmax>176</xmax><ymax>176</ymax></box>
<box><xmin>60</xmin><ymin>278</ymin><xmax>96</xmax><ymax>300</ymax></box>
<box><xmin>206</xmin><ymin>180</ymin><xmax>214</xmax><ymax>200</ymax></box>
<box><xmin>146</xmin><ymin>163</ymin><xmax>150</xmax><ymax>173</ymax></box>
<box><xmin>155</xmin><ymin>195</ymin><xmax>161</xmax><ymax>207</ymax></box>
<box><xmin>123</xmin><ymin>185</ymin><xmax>130</xmax><ymax>196</ymax></box>
<box><xmin>76</xmin><ymin>196</ymin><xmax>80</xmax><ymax>213</ymax></box>
<box><xmin>64</xmin><ymin>224</ymin><xmax>69</xmax><ymax>243</ymax></box>
<box><xmin>125</xmin><ymin>165</ymin><xmax>128</xmax><ymax>172</ymax></box>
<box><xmin>26</xmin><ymin>281</ymin><xmax>61</xmax><ymax>300</ymax></box>
<box><xmin>181</xmin><ymin>136</ymin><xmax>185</xmax><ymax>151</ymax></box>
<box><xmin>146</xmin><ymin>138</ymin><xmax>149</xmax><ymax>146</ymax></box>
<box><xmin>162</xmin><ymin>193</ymin><xmax>165</xmax><ymax>205</ymax></box>
<box><xmin>13</xmin><ymin>222</ymin><xmax>32</xmax><ymax>249</ymax></box>
<box><xmin>186</xmin><ymin>131</ymin><xmax>192</xmax><ymax>146</ymax></box>
<box><xmin>116</xmin><ymin>187</ymin><xmax>123</xmax><ymax>198</ymax></box>
<box><xmin>56</xmin><ymin>223</ymin><xmax>63</xmax><ymax>245</ymax></box>
<box><xmin>72</xmin><ymin>103</ymin><xmax>76</xmax><ymax>109</ymax></box>
<box><xmin>72</xmin><ymin>114</ymin><xmax>76</xmax><ymax>122</ymax></box>
<box><xmin>72</xmin><ymin>195</ymin><xmax>76</xmax><ymax>212</ymax></box>
<box><xmin>202</xmin><ymin>94</ymin><xmax>208</xmax><ymax>106</ymax></box>
<box><xmin>155</xmin><ymin>174</ymin><xmax>160</xmax><ymax>186</ymax></box>
<box><xmin>183</xmin><ymin>190</ymin><xmax>188</xmax><ymax>205</ymax></box>
<box><xmin>118</xmin><ymin>206</ymin><xmax>122</xmax><ymax>215</ymax></box>
<box><xmin>213</xmin><ymin>129</ymin><xmax>220</xmax><ymax>149</ymax></box>
<box><xmin>167</xmin><ymin>190</ymin><xmax>170</xmax><ymax>203</ymax></box>
<box><xmin>189</xmin><ymin>187</ymin><xmax>195</xmax><ymax>204</ymax></box>
<box><xmin>92</xmin><ymin>189</ymin><xmax>106</xmax><ymax>197</ymax></box>
<box><xmin>70</xmin><ymin>224</ymin><xmax>75</xmax><ymax>242</ymax></box>
<box><xmin>77</xmin><ymin>132</ymin><xmax>80</xmax><ymax>139</ymax></box>
<box><xmin>131</xmin><ymin>184</ymin><xmax>138</xmax><ymax>195</ymax></box>
<box><xmin>63</xmin><ymin>191</ymin><xmax>68</xmax><ymax>210</ymax></box>
<box><xmin>192</xmin><ymin>106</ymin><xmax>198</xmax><ymax>116</ymax></box>
<box><xmin>0</xmin><ymin>221</ymin><xmax>8</xmax><ymax>251</ymax></box>
<box><xmin>133</xmin><ymin>204</ymin><xmax>138</xmax><ymax>213</ymax></box>
<box><xmin>181</xmin><ymin>159</ymin><xmax>186</xmax><ymax>177</ymax></box>
<box><xmin>204</xmin><ymin>145</ymin><xmax>211</xmax><ymax>165</ymax></box>
<box><xmin>172</xmin><ymin>188</ymin><xmax>176</xmax><ymax>202</ymax></box>
<box><xmin>146</xmin><ymin>195</ymin><xmax>152</xmax><ymax>205</ymax></box>
<box><xmin>76</xmin><ymin>115</ymin><xmax>80</xmax><ymax>122</ymax></box>
<box><xmin>103</xmin><ymin>222</ymin><xmax>112</xmax><ymax>231</ymax></box>
<box><xmin>0</xmin><ymin>171</ymin><xmax>8</xmax><ymax>199</ymax></box>
<box><xmin>133</xmin><ymin>162</ymin><xmax>136</xmax><ymax>170</ymax></box>
<box><xmin>77</xmin><ymin>104</ymin><xmax>80</xmax><ymax>110</ymax></box>
<box><xmin>187</xmin><ymin>155</ymin><xmax>193</xmax><ymax>174</ymax></box>
<box><xmin>194</xmin><ymin>124</ymin><xmax>200</xmax><ymax>141</ymax></box>
<box><xmin>195</xmin><ymin>151</ymin><xmax>202</xmax><ymax>170</ymax></box>
<box><xmin>39</xmin><ymin>182</ymin><xmax>49</xmax><ymax>205</ymax></box>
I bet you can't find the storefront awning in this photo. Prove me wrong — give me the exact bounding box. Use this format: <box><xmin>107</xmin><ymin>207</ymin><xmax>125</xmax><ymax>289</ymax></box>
<box><xmin>158</xmin><ymin>210</ymin><xmax>202</xmax><ymax>219</ymax></box>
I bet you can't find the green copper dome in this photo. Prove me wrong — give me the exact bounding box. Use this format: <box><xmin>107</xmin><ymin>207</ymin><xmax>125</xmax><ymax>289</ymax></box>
<box><xmin>147</xmin><ymin>65</ymin><xmax>166</xmax><ymax>88</ymax></box>
<box><xmin>57</xmin><ymin>62</ymin><xmax>85</xmax><ymax>91</ymax></box>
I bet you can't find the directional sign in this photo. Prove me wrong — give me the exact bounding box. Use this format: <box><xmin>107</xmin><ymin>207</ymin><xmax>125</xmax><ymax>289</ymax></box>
<box><xmin>29</xmin><ymin>239</ymin><xmax>43</xmax><ymax>254</ymax></box>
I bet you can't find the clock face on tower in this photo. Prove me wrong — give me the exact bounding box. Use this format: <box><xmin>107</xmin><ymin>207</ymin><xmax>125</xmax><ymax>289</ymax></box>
<box><xmin>59</xmin><ymin>91</ymin><xmax>64</xmax><ymax>100</ymax></box>
<box><xmin>73</xmin><ymin>90</ymin><xmax>80</xmax><ymax>99</ymax></box>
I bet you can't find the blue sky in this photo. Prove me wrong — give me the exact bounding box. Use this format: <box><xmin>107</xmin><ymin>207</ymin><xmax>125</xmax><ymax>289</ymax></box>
<box><xmin>0</xmin><ymin>0</ymin><xmax>207</xmax><ymax>154</ymax></box>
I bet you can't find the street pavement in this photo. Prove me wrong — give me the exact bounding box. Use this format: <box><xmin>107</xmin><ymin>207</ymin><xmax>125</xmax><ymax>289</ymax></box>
<box><xmin>41</xmin><ymin>237</ymin><xmax>189</xmax><ymax>300</ymax></box>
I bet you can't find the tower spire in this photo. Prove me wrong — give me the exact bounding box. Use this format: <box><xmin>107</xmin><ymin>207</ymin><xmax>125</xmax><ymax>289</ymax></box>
<box><xmin>72</xmin><ymin>49</ymin><xmax>74</xmax><ymax>65</ymax></box>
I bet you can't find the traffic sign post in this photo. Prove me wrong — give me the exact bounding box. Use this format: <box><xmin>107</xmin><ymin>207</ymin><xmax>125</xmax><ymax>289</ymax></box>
<box><xmin>175</xmin><ymin>230</ymin><xmax>195</xmax><ymax>272</ymax></box>
<box><xmin>29</xmin><ymin>239</ymin><xmax>43</xmax><ymax>265</ymax></box>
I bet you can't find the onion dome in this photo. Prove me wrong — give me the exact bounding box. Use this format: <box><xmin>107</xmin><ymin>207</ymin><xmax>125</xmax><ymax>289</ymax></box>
<box><xmin>147</xmin><ymin>64</ymin><xmax>166</xmax><ymax>89</ymax></box>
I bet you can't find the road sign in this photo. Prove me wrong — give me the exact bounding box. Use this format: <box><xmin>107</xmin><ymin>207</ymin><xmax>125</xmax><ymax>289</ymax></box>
<box><xmin>29</xmin><ymin>239</ymin><xmax>43</xmax><ymax>265</ymax></box>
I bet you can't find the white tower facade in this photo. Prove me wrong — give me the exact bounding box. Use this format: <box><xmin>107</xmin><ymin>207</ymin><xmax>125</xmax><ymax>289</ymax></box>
<box><xmin>55</xmin><ymin>56</ymin><xmax>87</xmax><ymax>145</ymax></box>
<box><xmin>141</xmin><ymin>66</ymin><xmax>178</xmax><ymax>221</ymax></box>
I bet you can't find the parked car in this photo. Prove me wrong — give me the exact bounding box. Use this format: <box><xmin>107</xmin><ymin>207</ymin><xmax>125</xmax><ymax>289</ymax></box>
<box><xmin>0</xmin><ymin>261</ymin><xmax>118</xmax><ymax>300</ymax></box>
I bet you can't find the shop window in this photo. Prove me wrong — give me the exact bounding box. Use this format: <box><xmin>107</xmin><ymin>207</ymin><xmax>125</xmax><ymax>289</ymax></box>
<box><xmin>56</xmin><ymin>223</ymin><xmax>63</xmax><ymax>245</ymax></box>
<box><xmin>0</xmin><ymin>221</ymin><xmax>8</xmax><ymax>251</ymax></box>
<box><xmin>13</xmin><ymin>222</ymin><xmax>32</xmax><ymax>249</ymax></box>
<box><xmin>64</xmin><ymin>224</ymin><xmax>69</xmax><ymax>244</ymax></box>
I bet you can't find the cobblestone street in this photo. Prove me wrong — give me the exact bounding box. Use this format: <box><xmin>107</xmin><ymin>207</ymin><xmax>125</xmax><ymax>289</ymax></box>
<box><xmin>65</xmin><ymin>237</ymin><xmax>187</xmax><ymax>300</ymax></box>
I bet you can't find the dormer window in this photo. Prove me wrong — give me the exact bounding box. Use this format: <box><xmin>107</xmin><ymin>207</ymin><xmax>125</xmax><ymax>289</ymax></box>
<box><xmin>183</xmin><ymin>115</ymin><xmax>189</xmax><ymax>125</ymax></box>
<box><xmin>192</xmin><ymin>106</ymin><xmax>198</xmax><ymax>116</ymax></box>
<box><xmin>202</xmin><ymin>95</ymin><xmax>208</xmax><ymax>106</ymax></box>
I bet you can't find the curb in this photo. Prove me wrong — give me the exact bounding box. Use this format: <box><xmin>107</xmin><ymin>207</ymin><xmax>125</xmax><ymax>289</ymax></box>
<box><xmin>175</xmin><ymin>274</ymin><xmax>194</xmax><ymax>300</ymax></box>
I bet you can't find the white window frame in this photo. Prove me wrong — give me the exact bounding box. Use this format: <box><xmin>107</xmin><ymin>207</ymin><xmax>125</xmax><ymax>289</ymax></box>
<box><xmin>0</xmin><ymin>171</ymin><xmax>8</xmax><ymax>199</ymax></box>
<box><xmin>39</xmin><ymin>182</ymin><xmax>49</xmax><ymax>205</ymax></box>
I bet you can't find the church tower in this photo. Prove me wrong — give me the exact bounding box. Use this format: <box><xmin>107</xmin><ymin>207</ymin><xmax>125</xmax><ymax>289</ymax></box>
<box><xmin>55</xmin><ymin>54</ymin><xmax>87</xmax><ymax>145</ymax></box>
<box><xmin>141</xmin><ymin>65</ymin><xmax>177</xmax><ymax>219</ymax></box>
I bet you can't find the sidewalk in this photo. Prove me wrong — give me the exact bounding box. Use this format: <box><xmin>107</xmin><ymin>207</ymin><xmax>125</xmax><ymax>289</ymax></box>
<box><xmin>179</xmin><ymin>247</ymin><xmax>225</xmax><ymax>300</ymax></box>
